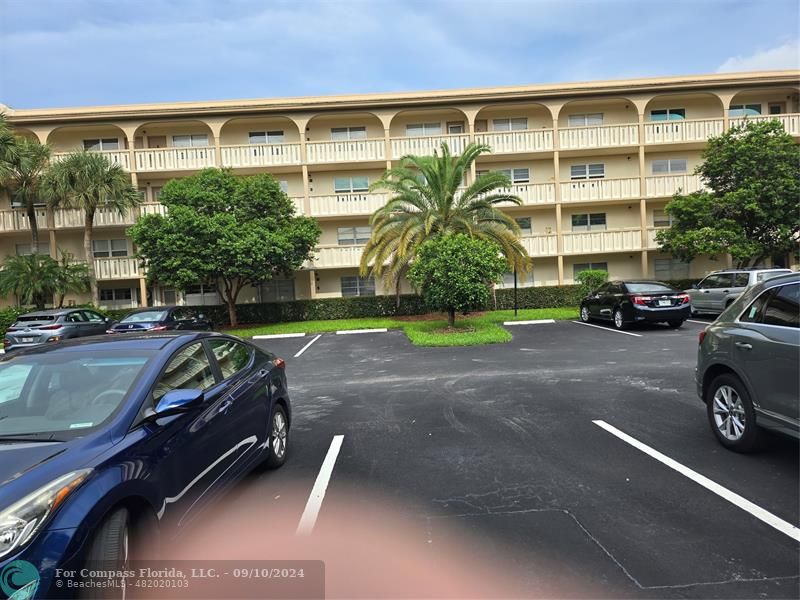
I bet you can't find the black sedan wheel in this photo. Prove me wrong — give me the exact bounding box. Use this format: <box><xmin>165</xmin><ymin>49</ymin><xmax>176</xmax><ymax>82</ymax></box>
<box><xmin>265</xmin><ymin>405</ymin><xmax>288</xmax><ymax>469</ymax></box>
<box><xmin>580</xmin><ymin>306</ymin><xmax>590</xmax><ymax>323</ymax></box>
<box><xmin>668</xmin><ymin>320</ymin><xmax>685</xmax><ymax>328</ymax></box>
<box><xmin>706</xmin><ymin>373</ymin><xmax>759</xmax><ymax>452</ymax></box>
<box><xmin>613</xmin><ymin>308</ymin><xmax>627</xmax><ymax>330</ymax></box>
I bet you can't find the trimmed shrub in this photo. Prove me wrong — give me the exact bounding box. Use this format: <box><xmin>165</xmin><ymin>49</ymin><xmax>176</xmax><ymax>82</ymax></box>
<box><xmin>492</xmin><ymin>285</ymin><xmax>584</xmax><ymax>311</ymax></box>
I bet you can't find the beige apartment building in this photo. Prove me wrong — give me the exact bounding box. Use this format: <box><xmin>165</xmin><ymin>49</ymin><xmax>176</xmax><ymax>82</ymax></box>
<box><xmin>1</xmin><ymin>70</ymin><xmax>799</xmax><ymax>310</ymax></box>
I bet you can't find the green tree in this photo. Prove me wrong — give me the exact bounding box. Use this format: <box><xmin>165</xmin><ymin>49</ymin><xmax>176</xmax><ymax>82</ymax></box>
<box><xmin>361</xmin><ymin>142</ymin><xmax>529</xmax><ymax>302</ymax></box>
<box><xmin>0</xmin><ymin>113</ymin><xmax>19</xmax><ymax>182</ymax></box>
<box><xmin>407</xmin><ymin>233</ymin><xmax>507</xmax><ymax>327</ymax></box>
<box><xmin>53</xmin><ymin>251</ymin><xmax>91</xmax><ymax>308</ymax></box>
<box><xmin>575</xmin><ymin>269</ymin><xmax>609</xmax><ymax>296</ymax></box>
<box><xmin>0</xmin><ymin>254</ymin><xmax>61</xmax><ymax>309</ymax></box>
<box><xmin>129</xmin><ymin>169</ymin><xmax>321</xmax><ymax>327</ymax></box>
<box><xmin>42</xmin><ymin>151</ymin><xmax>141</xmax><ymax>304</ymax></box>
<box><xmin>2</xmin><ymin>138</ymin><xmax>51</xmax><ymax>254</ymax></box>
<box><xmin>656</xmin><ymin>120</ymin><xmax>800</xmax><ymax>267</ymax></box>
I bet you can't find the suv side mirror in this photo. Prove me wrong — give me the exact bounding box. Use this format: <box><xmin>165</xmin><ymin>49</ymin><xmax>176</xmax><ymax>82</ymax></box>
<box><xmin>152</xmin><ymin>389</ymin><xmax>204</xmax><ymax>419</ymax></box>
<box><xmin>691</xmin><ymin>283</ymin><xmax>699</xmax><ymax>289</ymax></box>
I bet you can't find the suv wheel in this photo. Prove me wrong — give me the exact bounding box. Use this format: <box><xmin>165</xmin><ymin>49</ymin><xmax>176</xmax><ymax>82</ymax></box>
<box><xmin>706</xmin><ymin>373</ymin><xmax>759</xmax><ymax>452</ymax></box>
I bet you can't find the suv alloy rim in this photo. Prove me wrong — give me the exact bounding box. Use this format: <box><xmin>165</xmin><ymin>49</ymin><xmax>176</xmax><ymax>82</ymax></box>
<box><xmin>712</xmin><ymin>384</ymin><xmax>746</xmax><ymax>440</ymax></box>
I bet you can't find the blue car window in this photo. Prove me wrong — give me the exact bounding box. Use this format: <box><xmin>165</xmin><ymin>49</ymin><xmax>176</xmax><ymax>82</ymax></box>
<box><xmin>208</xmin><ymin>339</ymin><xmax>252</xmax><ymax>380</ymax></box>
<box><xmin>153</xmin><ymin>342</ymin><xmax>216</xmax><ymax>402</ymax></box>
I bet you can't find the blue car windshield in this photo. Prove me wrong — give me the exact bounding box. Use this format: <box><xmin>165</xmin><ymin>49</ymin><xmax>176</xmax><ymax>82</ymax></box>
<box><xmin>0</xmin><ymin>352</ymin><xmax>154</xmax><ymax>438</ymax></box>
<box><xmin>121</xmin><ymin>310</ymin><xmax>167</xmax><ymax>323</ymax></box>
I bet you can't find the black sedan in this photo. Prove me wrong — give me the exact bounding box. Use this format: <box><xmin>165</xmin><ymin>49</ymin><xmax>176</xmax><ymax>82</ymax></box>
<box><xmin>579</xmin><ymin>280</ymin><xmax>691</xmax><ymax>329</ymax></box>
<box><xmin>107</xmin><ymin>306</ymin><xmax>213</xmax><ymax>334</ymax></box>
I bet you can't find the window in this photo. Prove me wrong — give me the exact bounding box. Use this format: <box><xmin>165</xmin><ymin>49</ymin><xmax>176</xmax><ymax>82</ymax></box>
<box><xmin>763</xmin><ymin>284</ymin><xmax>799</xmax><ymax>328</ymax></box>
<box><xmin>700</xmin><ymin>274</ymin><xmax>734</xmax><ymax>289</ymax></box>
<box><xmin>331</xmin><ymin>126</ymin><xmax>367</xmax><ymax>141</ymax></box>
<box><xmin>99</xmin><ymin>288</ymin><xmax>133</xmax><ymax>301</ymax></box>
<box><xmin>341</xmin><ymin>276</ymin><xmax>375</xmax><ymax>297</ymax></box>
<box><xmin>447</xmin><ymin>122</ymin><xmax>465</xmax><ymax>134</ymax></box>
<box><xmin>406</xmin><ymin>123</ymin><xmax>442</xmax><ymax>136</ymax></box>
<box><xmin>248</xmin><ymin>130</ymin><xmax>284</xmax><ymax>144</ymax></box>
<box><xmin>208</xmin><ymin>339</ymin><xmax>253</xmax><ymax>379</ymax></box>
<box><xmin>756</xmin><ymin>270</ymin><xmax>792</xmax><ymax>283</ymax></box>
<box><xmin>92</xmin><ymin>239</ymin><xmax>128</xmax><ymax>258</ymax></box>
<box><xmin>654</xmin><ymin>258</ymin><xmax>689</xmax><ymax>279</ymax></box>
<box><xmin>83</xmin><ymin>138</ymin><xmax>119</xmax><ymax>151</ymax></box>
<box><xmin>571</xmin><ymin>213</ymin><xmax>607</xmax><ymax>231</ymax></box>
<box><xmin>334</xmin><ymin>176</ymin><xmax>370</xmax><ymax>193</ymax></box>
<box><xmin>261</xmin><ymin>279</ymin><xmax>295</xmax><ymax>302</ymax></box>
<box><xmin>768</xmin><ymin>103</ymin><xmax>784</xmax><ymax>115</ymax></box>
<box><xmin>82</xmin><ymin>310</ymin><xmax>106</xmax><ymax>323</ymax></box>
<box><xmin>570</xmin><ymin>163</ymin><xmax>605</xmax><ymax>180</ymax></box>
<box><xmin>568</xmin><ymin>113</ymin><xmax>603</xmax><ymax>127</ymax></box>
<box><xmin>498</xmin><ymin>270</ymin><xmax>534</xmax><ymax>289</ymax></box>
<box><xmin>172</xmin><ymin>134</ymin><xmax>208</xmax><ymax>147</ymax></box>
<box><xmin>15</xmin><ymin>243</ymin><xmax>51</xmax><ymax>256</ymax></box>
<box><xmin>650</xmin><ymin>108</ymin><xmax>686</xmax><ymax>121</ymax></box>
<box><xmin>515</xmin><ymin>217</ymin><xmax>532</xmax><ymax>235</ymax></box>
<box><xmin>573</xmin><ymin>263</ymin><xmax>608</xmax><ymax>278</ymax></box>
<box><xmin>499</xmin><ymin>168</ymin><xmax>530</xmax><ymax>184</ymax></box>
<box><xmin>279</xmin><ymin>180</ymin><xmax>289</xmax><ymax>193</ymax></box>
<box><xmin>733</xmin><ymin>273</ymin><xmax>751</xmax><ymax>287</ymax></box>
<box><xmin>64</xmin><ymin>312</ymin><xmax>87</xmax><ymax>323</ymax></box>
<box><xmin>729</xmin><ymin>104</ymin><xmax>761</xmax><ymax>117</ymax></box>
<box><xmin>152</xmin><ymin>187</ymin><xmax>163</xmax><ymax>201</ymax></box>
<box><xmin>651</xmin><ymin>158</ymin><xmax>688</xmax><ymax>174</ymax></box>
<box><xmin>152</xmin><ymin>343</ymin><xmax>216</xmax><ymax>403</ymax></box>
<box><xmin>185</xmin><ymin>283</ymin><xmax>217</xmax><ymax>295</ymax></box>
<box><xmin>492</xmin><ymin>118</ymin><xmax>528</xmax><ymax>131</ymax></box>
<box><xmin>337</xmin><ymin>226</ymin><xmax>371</xmax><ymax>245</ymax></box>
<box><xmin>653</xmin><ymin>209</ymin><xmax>673</xmax><ymax>228</ymax></box>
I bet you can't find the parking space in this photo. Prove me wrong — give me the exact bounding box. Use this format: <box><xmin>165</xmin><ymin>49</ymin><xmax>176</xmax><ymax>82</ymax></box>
<box><xmin>239</xmin><ymin>321</ymin><xmax>798</xmax><ymax>598</ymax></box>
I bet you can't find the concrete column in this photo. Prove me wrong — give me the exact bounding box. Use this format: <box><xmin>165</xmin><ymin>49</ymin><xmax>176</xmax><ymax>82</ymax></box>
<box><xmin>139</xmin><ymin>277</ymin><xmax>148</xmax><ymax>307</ymax></box>
<box><xmin>641</xmin><ymin>250</ymin><xmax>649</xmax><ymax>278</ymax></box>
<box><xmin>308</xmin><ymin>270</ymin><xmax>317</xmax><ymax>299</ymax></box>
<box><xmin>301</xmin><ymin>165</ymin><xmax>311</xmax><ymax>215</ymax></box>
<box><xmin>557</xmin><ymin>255</ymin><xmax>565</xmax><ymax>285</ymax></box>
<box><xmin>384</xmin><ymin>128</ymin><xmax>392</xmax><ymax>170</ymax></box>
<box><xmin>47</xmin><ymin>208</ymin><xmax>57</xmax><ymax>260</ymax></box>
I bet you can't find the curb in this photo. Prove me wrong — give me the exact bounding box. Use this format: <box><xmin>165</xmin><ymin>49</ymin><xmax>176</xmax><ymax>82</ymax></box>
<box><xmin>503</xmin><ymin>319</ymin><xmax>556</xmax><ymax>326</ymax></box>
<box><xmin>336</xmin><ymin>328</ymin><xmax>389</xmax><ymax>335</ymax></box>
<box><xmin>252</xmin><ymin>333</ymin><xmax>306</xmax><ymax>340</ymax></box>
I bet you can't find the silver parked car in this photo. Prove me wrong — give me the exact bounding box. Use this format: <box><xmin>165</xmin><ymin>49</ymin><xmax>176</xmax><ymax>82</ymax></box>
<box><xmin>2</xmin><ymin>308</ymin><xmax>113</xmax><ymax>352</ymax></box>
<box><xmin>686</xmin><ymin>267</ymin><xmax>792</xmax><ymax>315</ymax></box>
<box><xmin>696</xmin><ymin>272</ymin><xmax>799</xmax><ymax>452</ymax></box>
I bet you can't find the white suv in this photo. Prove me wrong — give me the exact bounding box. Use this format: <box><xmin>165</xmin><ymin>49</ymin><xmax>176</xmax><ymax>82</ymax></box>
<box><xmin>687</xmin><ymin>268</ymin><xmax>793</xmax><ymax>315</ymax></box>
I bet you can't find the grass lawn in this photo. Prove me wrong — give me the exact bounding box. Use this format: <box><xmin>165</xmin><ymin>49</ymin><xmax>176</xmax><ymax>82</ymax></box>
<box><xmin>227</xmin><ymin>307</ymin><xmax>578</xmax><ymax>347</ymax></box>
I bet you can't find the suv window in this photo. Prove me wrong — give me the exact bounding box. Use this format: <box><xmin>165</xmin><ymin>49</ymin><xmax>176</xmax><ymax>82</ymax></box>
<box><xmin>763</xmin><ymin>284</ymin><xmax>799</xmax><ymax>328</ymax></box>
<box><xmin>740</xmin><ymin>290</ymin><xmax>773</xmax><ymax>323</ymax></box>
<box><xmin>733</xmin><ymin>273</ymin><xmax>750</xmax><ymax>287</ymax></box>
<box><xmin>208</xmin><ymin>339</ymin><xmax>252</xmax><ymax>380</ymax></box>
<box><xmin>82</xmin><ymin>310</ymin><xmax>105</xmax><ymax>323</ymax></box>
<box><xmin>153</xmin><ymin>342</ymin><xmax>216</xmax><ymax>402</ymax></box>
<box><xmin>65</xmin><ymin>312</ymin><xmax>87</xmax><ymax>323</ymax></box>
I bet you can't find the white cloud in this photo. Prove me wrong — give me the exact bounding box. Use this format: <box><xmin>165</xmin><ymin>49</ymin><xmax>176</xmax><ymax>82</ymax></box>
<box><xmin>717</xmin><ymin>41</ymin><xmax>800</xmax><ymax>72</ymax></box>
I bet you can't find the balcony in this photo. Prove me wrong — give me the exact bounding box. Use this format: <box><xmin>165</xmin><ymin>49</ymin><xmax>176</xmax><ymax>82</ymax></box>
<box><xmin>94</xmin><ymin>257</ymin><xmax>141</xmax><ymax>280</ymax></box>
<box><xmin>309</xmin><ymin>245</ymin><xmax>364</xmax><ymax>269</ymax></box>
<box><xmin>644</xmin><ymin>118</ymin><xmax>724</xmax><ymax>145</ymax></box>
<box><xmin>0</xmin><ymin>208</ymin><xmax>45</xmax><ymax>233</ymax></box>
<box><xmin>730</xmin><ymin>113</ymin><xmax>800</xmax><ymax>136</ymax></box>
<box><xmin>306</xmin><ymin>139</ymin><xmax>385</xmax><ymax>164</ymax></box>
<box><xmin>493</xmin><ymin>183</ymin><xmax>556</xmax><ymax>206</ymax></box>
<box><xmin>52</xmin><ymin>150</ymin><xmax>131</xmax><ymax>170</ymax></box>
<box><xmin>645</xmin><ymin>174</ymin><xmax>705</xmax><ymax>198</ymax></box>
<box><xmin>134</xmin><ymin>147</ymin><xmax>216</xmax><ymax>172</ymax></box>
<box><xmin>562</xmin><ymin>228</ymin><xmax>642</xmax><ymax>254</ymax></box>
<box><xmin>0</xmin><ymin>205</ymin><xmax>164</xmax><ymax>232</ymax></box>
<box><xmin>221</xmin><ymin>143</ymin><xmax>301</xmax><ymax>167</ymax></box>
<box><xmin>646</xmin><ymin>227</ymin><xmax>664</xmax><ymax>250</ymax></box>
<box><xmin>474</xmin><ymin>130</ymin><xmax>554</xmax><ymax>154</ymax></box>
<box><xmin>560</xmin><ymin>177</ymin><xmax>640</xmax><ymax>203</ymax></box>
<box><xmin>521</xmin><ymin>234</ymin><xmax>558</xmax><ymax>257</ymax></box>
<box><xmin>308</xmin><ymin>192</ymin><xmax>388</xmax><ymax>218</ymax></box>
<box><xmin>558</xmin><ymin>124</ymin><xmax>638</xmax><ymax>150</ymax></box>
<box><xmin>391</xmin><ymin>133</ymin><xmax>470</xmax><ymax>158</ymax></box>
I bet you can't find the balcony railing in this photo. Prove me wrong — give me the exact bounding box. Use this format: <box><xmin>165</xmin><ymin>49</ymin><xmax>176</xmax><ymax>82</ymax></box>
<box><xmin>52</xmin><ymin>150</ymin><xmax>131</xmax><ymax>170</ymax></box>
<box><xmin>558</xmin><ymin>124</ymin><xmax>638</xmax><ymax>150</ymax></box>
<box><xmin>306</xmin><ymin>139</ymin><xmax>385</xmax><ymax>163</ymax></box>
<box><xmin>134</xmin><ymin>147</ymin><xmax>216</xmax><ymax>172</ymax></box>
<box><xmin>644</xmin><ymin>118</ymin><xmax>724</xmax><ymax>144</ymax></box>
<box><xmin>94</xmin><ymin>257</ymin><xmax>141</xmax><ymax>280</ymax></box>
<box><xmin>0</xmin><ymin>205</ymin><xmax>165</xmax><ymax>232</ymax></box>
<box><xmin>497</xmin><ymin>183</ymin><xmax>556</xmax><ymax>206</ymax></box>
<box><xmin>521</xmin><ymin>234</ymin><xmax>558</xmax><ymax>257</ymax></box>
<box><xmin>729</xmin><ymin>113</ymin><xmax>800</xmax><ymax>136</ymax></box>
<box><xmin>474</xmin><ymin>130</ymin><xmax>554</xmax><ymax>154</ymax></box>
<box><xmin>309</xmin><ymin>192</ymin><xmax>388</xmax><ymax>217</ymax></box>
<box><xmin>392</xmin><ymin>133</ymin><xmax>470</xmax><ymax>157</ymax></box>
<box><xmin>560</xmin><ymin>177</ymin><xmax>640</xmax><ymax>202</ymax></box>
<box><xmin>561</xmin><ymin>228</ymin><xmax>642</xmax><ymax>254</ymax></box>
<box><xmin>310</xmin><ymin>245</ymin><xmax>364</xmax><ymax>269</ymax></box>
<box><xmin>221</xmin><ymin>143</ymin><xmax>302</xmax><ymax>167</ymax></box>
<box><xmin>646</xmin><ymin>227</ymin><xmax>664</xmax><ymax>250</ymax></box>
<box><xmin>645</xmin><ymin>174</ymin><xmax>705</xmax><ymax>198</ymax></box>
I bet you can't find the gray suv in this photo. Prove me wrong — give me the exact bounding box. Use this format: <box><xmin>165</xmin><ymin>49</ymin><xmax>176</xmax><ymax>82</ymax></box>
<box><xmin>686</xmin><ymin>268</ymin><xmax>792</xmax><ymax>315</ymax></box>
<box><xmin>696</xmin><ymin>272</ymin><xmax>799</xmax><ymax>452</ymax></box>
<box><xmin>3</xmin><ymin>308</ymin><xmax>113</xmax><ymax>352</ymax></box>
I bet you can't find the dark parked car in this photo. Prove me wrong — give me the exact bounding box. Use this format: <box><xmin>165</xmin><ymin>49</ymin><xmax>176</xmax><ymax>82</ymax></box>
<box><xmin>697</xmin><ymin>272</ymin><xmax>799</xmax><ymax>452</ymax></box>
<box><xmin>580</xmin><ymin>280</ymin><xmax>691</xmax><ymax>329</ymax></box>
<box><xmin>3</xmin><ymin>308</ymin><xmax>113</xmax><ymax>352</ymax></box>
<box><xmin>107</xmin><ymin>306</ymin><xmax>213</xmax><ymax>334</ymax></box>
<box><xmin>0</xmin><ymin>332</ymin><xmax>290</xmax><ymax>597</ymax></box>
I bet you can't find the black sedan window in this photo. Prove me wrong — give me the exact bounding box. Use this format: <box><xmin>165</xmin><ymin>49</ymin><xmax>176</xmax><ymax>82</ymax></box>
<box><xmin>123</xmin><ymin>310</ymin><xmax>168</xmax><ymax>323</ymax></box>
<box><xmin>625</xmin><ymin>283</ymin><xmax>675</xmax><ymax>293</ymax></box>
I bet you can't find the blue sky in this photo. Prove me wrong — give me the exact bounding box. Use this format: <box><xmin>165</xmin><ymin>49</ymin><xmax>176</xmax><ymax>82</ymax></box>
<box><xmin>1</xmin><ymin>0</ymin><xmax>798</xmax><ymax>109</ymax></box>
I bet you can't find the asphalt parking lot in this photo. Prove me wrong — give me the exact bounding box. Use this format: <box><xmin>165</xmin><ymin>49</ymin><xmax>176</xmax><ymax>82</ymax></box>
<box><xmin>218</xmin><ymin>318</ymin><xmax>798</xmax><ymax>598</ymax></box>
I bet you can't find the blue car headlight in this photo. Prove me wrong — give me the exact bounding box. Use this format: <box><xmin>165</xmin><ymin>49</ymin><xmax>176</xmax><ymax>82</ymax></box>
<box><xmin>0</xmin><ymin>469</ymin><xmax>92</xmax><ymax>559</ymax></box>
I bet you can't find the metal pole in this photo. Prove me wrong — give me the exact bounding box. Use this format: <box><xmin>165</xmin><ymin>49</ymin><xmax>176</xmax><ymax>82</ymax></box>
<box><xmin>514</xmin><ymin>268</ymin><xmax>518</xmax><ymax>317</ymax></box>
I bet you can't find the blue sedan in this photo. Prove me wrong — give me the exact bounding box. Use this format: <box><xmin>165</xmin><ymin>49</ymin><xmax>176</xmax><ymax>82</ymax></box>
<box><xmin>0</xmin><ymin>332</ymin><xmax>290</xmax><ymax>598</ymax></box>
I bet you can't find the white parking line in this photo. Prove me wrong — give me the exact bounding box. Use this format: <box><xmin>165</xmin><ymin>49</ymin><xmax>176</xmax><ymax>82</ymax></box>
<box><xmin>503</xmin><ymin>319</ymin><xmax>556</xmax><ymax>326</ymax></box>
<box><xmin>336</xmin><ymin>328</ymin><xmax>388</xmax><ymax>335</ymax></box>
<box><xmin>253</xmin><ymin>333</ymin><xmax>306</xmax><ymax>340</ymax></box>
<box><xmin>296</xmin><ymin>435</ymin><xmax>344</xmax><ymax>536</ymax></box>
<box><xmin>571</xmin><ymin>321</ymin><xmax>642</xmax><ymax>337</ymax></box>
<box><xmin>593</xmin><ymin>420</ymin><xmax>800</xmax><ymax>543</ymax></box>
<box><xmin>294</xmin><ymin>334</ymin><xmax>321</xmax><ymax>358</ymax></box>
<box><xmin>687</xmin><ymin>319</ymin><xmax>711</xmax><ymax>325</ymax></box>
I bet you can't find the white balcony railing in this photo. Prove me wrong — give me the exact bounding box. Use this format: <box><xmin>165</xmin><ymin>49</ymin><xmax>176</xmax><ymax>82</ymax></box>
<box><xmin>560</xmin><ymin>177</ymin><xmax>640</xmax><ymax>202</ymax></box>
<box><xmin>306</xmin><ymin>139</ymin><xmax>385</xmax><ymax>163</ymax></box>
<box><xmin>644</xmin><ymin>118</ymin><xmax>724</xmax><ymax>144</ymax></box>
<box><xmin>645</xmin><ymin>174</ymin><xmax>705</xmax><ymax>198</ymax></box>
<box><xmin>139</xmin><ymin>203</ymin><xmax>168</xmax><ymax>217</ymax></box>
<box><xmin>646</xmin><ymin>227</ymin><xmax>665</xmax><ymax>250</ymax></box>
<box><xmin>94</xmin><ymin>257</ymin><xmax>141</xmax><ymax>280</ymax></box>
<box><xmin>52</xmin><ymin>150</ymin><xmax>131</xmax><ymax>170</ymax></box>
<box><xmin>562</xmin><ymin>229</ymin><xmax>642</xmax><ymax>254</ymax></box>
<box><xmin>309</xmin><ymin>193</ymin><xmax>388</xmax><ymax>217</ymax></box>
<box><xmin>221</xmin><ymin>143</ymin><xmax>301</xmax><ymax>167</ymax></box>
<box><xmin>290</xmin><ymin>197</ymin><xmax>305</xmax><ymax>216</ymax></box>
<box><xmin>558</xmin><ymin>124</ymin><xmax>638</xmax><ymax>150</ymax></box>
<box><xmin>521</xmin><ymin>234</ymin><xmax>558</xmax><ymax>257</ymax></box>
<box><xmin>391</xmin><ymin>134</ymin><xmax>470</xmax><ymax>158</ymax></box>
<box><xmin>475</xmin><ymin>130</ymin><xmax>554</xmax><ymax>154</ymax></box>
<box><xmin>493</xmin><ymin>183</ymin><xmax>556</xmax><ymax>206</ymax></box>
<box><xmin>0</xmin><ymin>208</ymin><xmax>47</xmax><ymax>233</ymax></box>
<box><xmin>134</xmin><ymin>147</ymin><xmax>216</xmax><ymax>172</ymax></box>
<box><xmin>310</xmin><ymin>245</ymin><xmax>364</xmax><ymax>269</ymax></box>
<box><xmin>729</xmin><ymin>113</ymin><xmax>800</xmax><ymax>136</ymax></box>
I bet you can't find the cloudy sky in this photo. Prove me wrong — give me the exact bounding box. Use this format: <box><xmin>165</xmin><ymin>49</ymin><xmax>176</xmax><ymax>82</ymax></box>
<box><xmin>1</xmin><ymin>0</ymin><xmax>798</xmax><ymax>109</ymax></box>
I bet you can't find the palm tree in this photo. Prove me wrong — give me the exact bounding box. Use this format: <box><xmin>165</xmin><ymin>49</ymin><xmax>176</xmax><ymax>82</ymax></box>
<box><xmin>0</xmin><ymin>113</ymin><xmax>18</xmax><ymax>182</ymax></box>
<box><xmin>42</xmin><ymin>151</ymin><xmax>140</xmax><ymax>304</ymax></box>
<box><xmin>54</xmin><ymin>251</ymin><xmax>91</xmax><ymax>308</ymax></box>
<box><xmin>360</xmin><ymin>142</ymin><xmax>529</xmax><ymax>300</ymax></box>
<box><xmin>2</xmin><ymin>138</ymin><xmax>51</xmax><ymax>254</ymax></box>
<box><xmin>0</xmin><ymin>253</ymin><xmax>61</xmax><ymax>309</ymax></box>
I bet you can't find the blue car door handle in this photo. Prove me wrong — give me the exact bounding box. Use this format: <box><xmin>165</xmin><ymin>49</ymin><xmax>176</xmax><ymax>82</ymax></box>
<box><xmin>218</xmin><ymin>399</ymin><xmax>233</xmax><ymax>412</ymax></box>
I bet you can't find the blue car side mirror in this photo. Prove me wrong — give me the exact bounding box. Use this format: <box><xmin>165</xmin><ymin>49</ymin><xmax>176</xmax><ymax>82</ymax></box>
<box><xmin>152</xmin><ymin>388</ymin><xmax>204</xmax><ymax>418</ymax></box>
